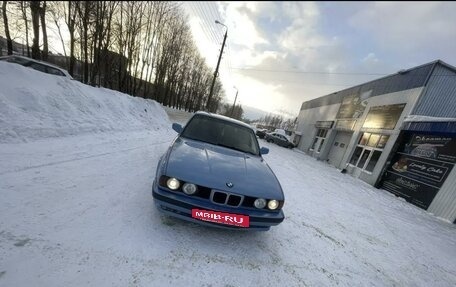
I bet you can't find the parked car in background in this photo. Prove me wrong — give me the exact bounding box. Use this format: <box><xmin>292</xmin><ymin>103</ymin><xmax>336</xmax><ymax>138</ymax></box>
<box><xmin>255</xmin><ymin>128</ymin><xmax>268</xmax><ymax>139</ymax></box>
<box><xmin>0</xmin><ymin>55</ymin><xmax>73</xmax><ymax>79</ymax></box>
<box><xmin>265</xmin><ymin>132</ymin><xmax>295</xmax><ymax>149</ymax></box>
<box><xmin>152</xmin><ymin>112</ymin><xmax>285</xmax><ymax>231</ymax></box>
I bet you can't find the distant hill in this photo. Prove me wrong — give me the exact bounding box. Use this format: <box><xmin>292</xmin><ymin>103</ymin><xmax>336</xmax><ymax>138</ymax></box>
<box><xmin>242</xmin><ymin>105</ymin><xmax>271</xmax><ymax>121</ymax></box>
<box><xmin>242</xmin><ymin>105</ymin><xmax>297</xmax><ymax>121</ymax></box>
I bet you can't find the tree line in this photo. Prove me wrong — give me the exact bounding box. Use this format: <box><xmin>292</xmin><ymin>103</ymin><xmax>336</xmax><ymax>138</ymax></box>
<box><xmin>1</xmin><ymin>1</ymin><xmax>224</xmax><ymax>113</ymax></box>
<box><xmin>257</xmin><ymin>113</ymin><xmax>297</xmax><ymax>131</ymax></box>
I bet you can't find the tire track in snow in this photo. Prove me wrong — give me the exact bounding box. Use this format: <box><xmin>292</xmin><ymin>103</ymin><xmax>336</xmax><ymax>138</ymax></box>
<box><xmin>0</xmin><ymin>139</ymin><xmax>172</xmax><ymax>176</ymax></box>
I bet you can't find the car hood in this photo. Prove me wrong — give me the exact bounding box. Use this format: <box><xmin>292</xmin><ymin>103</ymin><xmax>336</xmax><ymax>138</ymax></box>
<box><xmin>164</xmin><ymin>137</ymin><xmax>284</xmax><ymax>200</ymax></box>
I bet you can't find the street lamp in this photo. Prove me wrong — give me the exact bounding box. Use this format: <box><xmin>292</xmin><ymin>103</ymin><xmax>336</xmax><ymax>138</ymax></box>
<box><xmin>230</xmin><ymin>86</ymin><xmax>238</xmax><ymax>117</ymax></box>
<box><xmin>206</xmin><ymin>20</ymin><xmax>228</xmax><ymax>112</ymax></box>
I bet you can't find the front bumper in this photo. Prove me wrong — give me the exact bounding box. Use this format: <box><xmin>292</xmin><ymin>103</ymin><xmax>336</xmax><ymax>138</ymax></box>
<box><xmin>152</xmin><ymin>181</ymin><xmax>284</xmax><ymax>231</ymax></box>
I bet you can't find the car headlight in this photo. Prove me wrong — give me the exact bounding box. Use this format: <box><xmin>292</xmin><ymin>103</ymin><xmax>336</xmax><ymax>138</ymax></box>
<box><xmin>254</xmin><ymin>198</ymin><xmax>267</xmax><ymax>209</ymax></box>
<box><xmin>267</xmin><ymin>200</ymin><xmax>279</xmax><ymax>210</ymax></box>
<box><xmin>182</xmin><ymin>183</ymin><xmax>197</xmax><ymax>195</ymax></box>
<box><xmin>166</xmin><ymin>177</ymin><xmax>180</xmax><ymax>190</ymax></box>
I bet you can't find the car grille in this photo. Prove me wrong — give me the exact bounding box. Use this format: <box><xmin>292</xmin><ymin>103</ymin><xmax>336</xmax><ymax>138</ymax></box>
<box><xmin>210</xmin><ymin>190</ymin><xmax>244</xmax><ymax>207</ymax></box>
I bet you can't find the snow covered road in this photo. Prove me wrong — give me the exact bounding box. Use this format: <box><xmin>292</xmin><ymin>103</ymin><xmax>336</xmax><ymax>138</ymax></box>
<box><xmin>1</xmin><ymin>130</ymin><xmax>455</xmax><ymax>287</ymax></box>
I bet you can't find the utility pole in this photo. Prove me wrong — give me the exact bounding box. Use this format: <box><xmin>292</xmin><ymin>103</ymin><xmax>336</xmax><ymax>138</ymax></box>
<box><xmin>206</xmin><ymin>21</ymin><xmax>227</xmax><ymax>112</ymax></box>
<box><xmin>230</xmin><ymin>88</ymin><xmax>238</xmax><ymax>117</ymax></box>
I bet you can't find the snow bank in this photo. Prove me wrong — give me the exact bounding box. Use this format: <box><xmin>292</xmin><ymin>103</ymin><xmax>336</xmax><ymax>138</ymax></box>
<box><xmin>0</xmin><ymin>62</ymin><xmax>171</xmax><ymax>143</ymax></box>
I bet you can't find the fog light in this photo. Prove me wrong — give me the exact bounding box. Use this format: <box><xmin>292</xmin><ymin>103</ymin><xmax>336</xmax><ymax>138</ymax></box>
<box><xmin>166</xmin><ymin>178</ymin><xmax>180</xmax><ymax>190</ymax></box>
<box><xmin>254</xmin><ymin>198</ymin><xmax>266</xmax><ymax>209</ymax></box>
<box><xmin>182</xmin><ymin>183</ymin><xmax>197</xmax><ymax>195</ymax></box>
<box><xmin>268</xmin><ymin>200</ymin><xmax>279</xmax><ymax>210</ymax></box>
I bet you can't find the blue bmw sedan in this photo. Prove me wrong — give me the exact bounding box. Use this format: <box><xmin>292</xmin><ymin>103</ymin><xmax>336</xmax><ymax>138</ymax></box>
<box><xmin>152</xmin><ymin>112</ymin><xmax>285</xmax><ymax>231</ymax></box>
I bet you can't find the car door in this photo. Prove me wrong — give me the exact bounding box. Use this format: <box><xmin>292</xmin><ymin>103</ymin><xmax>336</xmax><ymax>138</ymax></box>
<box><xmin>273</xmin><ymin>133</ymin><xmax>282</xmax><ymax>145</ymax></box>
<box><xmin>281</xmin><ymin>135</ymin><xmax>289</xmax><ymax>147</ymax></box>
<box><xmin>268</xmin><ymin>133</ymin><xmax>276</xmax><ymax>142</ymax></box>
<box><xmin>276</xmin><ymin>135</ymin><xmax>286</xmax><ymax>146</ymax></box>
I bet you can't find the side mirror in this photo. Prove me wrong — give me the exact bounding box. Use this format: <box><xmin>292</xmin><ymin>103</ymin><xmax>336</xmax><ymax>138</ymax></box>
<box><xmin>260</xmin><ymin>147</ymin><xmax>269</xmax><ymax>155</ymax></box>
<box><xmin>172</xmin><ymin>123</ymin><xmax>183</xmax><ymax>133</ymax></box>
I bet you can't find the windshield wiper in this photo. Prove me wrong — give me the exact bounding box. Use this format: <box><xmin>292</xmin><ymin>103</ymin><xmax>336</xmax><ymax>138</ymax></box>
<box><xmin>215</xmin><ymin>143</ymin><xmax>256</xmax><ymax>155</ymax></box>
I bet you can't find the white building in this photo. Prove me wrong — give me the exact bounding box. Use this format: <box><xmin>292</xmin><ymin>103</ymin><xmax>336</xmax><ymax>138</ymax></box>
<box><xmin>295</xmin><ymin>60</ymin><xmax>456</xmax><ymax>223</ymax></box>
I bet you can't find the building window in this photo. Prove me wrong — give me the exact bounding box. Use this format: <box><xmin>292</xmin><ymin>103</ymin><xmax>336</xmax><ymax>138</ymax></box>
<box><xmin>310</xmin><ymin>128</ymin><xmax>328</xmax><ymax>152</ymax></box>
<box><xmin>349</xmin><ymin>132</ymin><xmax>390</xmax><ymax>173</ymax></box>
<box><xmin>350</xmin><ymin>146</ymin><xmax>363</xmax><ymax>165</ymax></box>
<box><xmin>311</xmin><ymin>137</ymin><xmax>318</xmax><ymax>150</ymax></box>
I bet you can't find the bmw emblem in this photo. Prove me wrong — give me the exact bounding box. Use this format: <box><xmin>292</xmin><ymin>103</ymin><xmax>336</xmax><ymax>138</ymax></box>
<box><xmin>226</xmin><ymin>182</ymin><xmax>234</xmax><ymax>188</ymax></box>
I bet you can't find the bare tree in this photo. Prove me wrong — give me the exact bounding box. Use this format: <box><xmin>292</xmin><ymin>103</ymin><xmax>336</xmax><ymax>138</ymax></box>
<box><xmin>2</xmin><ymin>1</ymin><xmax>13</xmax><ymax>55</ymax></box>
<box><xmin>48</xmin><ymin>1</ymin><xmax>67</xmax><ymax>59</ymax></box>
<box><xmin>39</xmin><ymin>0</ymin><xmax>47</xmax><ymax>60</ymax></box>
<box><xmin>18</xmin><ymin>1</ymin><xmax>30</xmax><ymax>56</ymax></box>
<box><xmin>30</xmin><ymin>0</ymin><xmax>40</xmax><ymax>59</ymax></box>
<box><xmin>75</xmin><ymin>0</ymin><xmax>92</xmax><ymax>83</ymax></box>
<box><xmin>2</xmin><ymin>0</ymin><xmax>226</xmax><ymax>113</ymax></box>
<box><xmin>65</xmin><ymin>1</ymin><xmax>77</xmax><ymax>75</ymax></box>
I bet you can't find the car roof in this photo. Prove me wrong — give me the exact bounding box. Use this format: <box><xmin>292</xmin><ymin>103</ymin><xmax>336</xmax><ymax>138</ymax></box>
<box><xmin>193</xmin><ymin>111</ymin><xmax>254</xmax><ymax>131</ymax></box>
<box><xmin>0</xmin><ymin>55</ymin><xmax>73</xmax><ymax>78</ymax></box>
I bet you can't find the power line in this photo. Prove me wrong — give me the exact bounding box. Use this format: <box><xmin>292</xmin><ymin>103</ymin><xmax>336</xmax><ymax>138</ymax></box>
<box><xmin>191</xmin><ymin>3</ymin><xmax>220</xmax><ymax>46</ymax></box>
<box><xmin>195</xmin><ymin>2</ymin><xmax>221</xmax><ymax>45</ymax></box>
<box><xmin>227</xmin><ymin>74</ymin><xmax>354</xmax><ymax>87</ymax></box>
<box><xmin>231</xmin><ymin>67</ymin><xmax>456</xmax><ymax>77</ymax></box>
<box><xmin>202</xmin><ymin>3</ymin><xmax>223</xmax><ymax>43</ymax></box>
<box><xmin>230</xmin><ymin>67</ymin><xmax>389</xmax><ymax>76</ymax></box>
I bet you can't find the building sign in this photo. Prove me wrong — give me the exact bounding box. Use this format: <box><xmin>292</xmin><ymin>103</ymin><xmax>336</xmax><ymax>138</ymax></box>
<box><xmin>407</xmin><ymin>134</ymin><xmax>455</xmax><ymax>163</ymax></box>
<box><xmin>335</xmin><ymin>119</ymin><xmax>356</xmax><ymax>131</ymax></box>
<box><xmin>336</xmin><ymin>90</ymin><xmax>372</xmax><ymax>119</ymax></box>
<box><xmin>390</xmin><ymin>155</ymin><xmax>452</xmax><ymax>186</ymax></box>
<box><xmin>363</xmin><ymin>103</ymin><xmax>406</xmax><ymax>130</ymax></box>
<box><xmin>381</xmin><ymin>132</ymin><xmax>455</xmax><ymax>209</ymax></box>
<box><xmin>315</xmin><ymin>121</ymin><xmax>334</xmax><ymax>129</ymax></box>
<box><xmin>381</xmin><ymin>173</ymin><xmax>440</xmax><ymax>209</ymax></box>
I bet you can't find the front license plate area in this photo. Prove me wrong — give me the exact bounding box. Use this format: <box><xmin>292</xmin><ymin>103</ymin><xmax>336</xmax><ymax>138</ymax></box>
<box><xmin>191</xmin><ymin>209</ymin><xmax>249</xmax><ymax>227</ymax></box>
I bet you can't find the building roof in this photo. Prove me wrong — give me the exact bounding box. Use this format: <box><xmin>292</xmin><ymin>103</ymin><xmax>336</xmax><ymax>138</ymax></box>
<box><xmin>300</xmin><ymin>60</ymin><xmax>456</xmax><ymax>111</ymax></box>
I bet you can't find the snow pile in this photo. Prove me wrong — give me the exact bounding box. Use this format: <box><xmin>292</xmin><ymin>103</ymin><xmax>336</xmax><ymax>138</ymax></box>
<box><xmin>0</xmin><ymin>62</ymin><xmax>172</xmax><ymax>143</ymax></box>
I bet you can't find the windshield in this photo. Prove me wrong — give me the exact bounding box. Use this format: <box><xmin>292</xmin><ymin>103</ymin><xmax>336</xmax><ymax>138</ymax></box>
<box><xmin>181</xmin><ymin>115</ymin><xmax>260</xmax><ymax>155</ymax></box>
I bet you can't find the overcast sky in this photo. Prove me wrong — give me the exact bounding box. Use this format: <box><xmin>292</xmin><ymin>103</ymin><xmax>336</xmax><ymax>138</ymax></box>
<box><xmin>182</xmin><ymin>1</ymin><xmax>456</xmax><ymax>118</ymax></box>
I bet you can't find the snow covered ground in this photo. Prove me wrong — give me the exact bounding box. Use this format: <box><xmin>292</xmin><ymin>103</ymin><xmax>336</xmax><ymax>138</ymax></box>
<box><xmin>1</xmin><ymin>63</ymin><xmax>455</xmax><ymax>287</ymax></box>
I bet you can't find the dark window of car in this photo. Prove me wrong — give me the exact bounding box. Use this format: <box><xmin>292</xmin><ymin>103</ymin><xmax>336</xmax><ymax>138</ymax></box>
<box><xmin>27</xmin><ymin>62</ymin><xmax>48</xmax><ymax>73</ymax></box>
<box><xmin>1</xmin><ymin>56</ymin><xmax>30</xmax><ymax>65</ymax></box>
<box><xmin>46</xmin><ymin>66</ymin><xmax>65</xmax><ymax>76</ymax></box>
<box><xmin>181</xmin><ymin>115</ymin><xmax>260</xmax><ymax>155</ymax></box>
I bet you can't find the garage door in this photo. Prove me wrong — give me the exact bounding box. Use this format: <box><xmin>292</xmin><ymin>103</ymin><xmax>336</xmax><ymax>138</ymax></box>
<box><xmin>327</xmin><ymin>131</ymin><xmax>353</xmax><ymax>168</ymax></box>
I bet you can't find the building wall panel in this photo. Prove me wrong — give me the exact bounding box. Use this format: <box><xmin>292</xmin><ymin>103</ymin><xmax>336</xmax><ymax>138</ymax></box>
<box><xmin>412</xmin><ymin>64</ymin><xmax>456</xmax><ymax>118</ymax></box>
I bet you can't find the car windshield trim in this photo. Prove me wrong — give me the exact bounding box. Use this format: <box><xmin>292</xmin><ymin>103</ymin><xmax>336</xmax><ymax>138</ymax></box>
<box><xmin>214</xmin><ymin>142</ymin><xmax>257</xmax><ymax>156</ymax></box>
<box><xmin>180</xmin><ymin>114</ymin><xmax>260</xmax><ymax>156</ymax></box>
